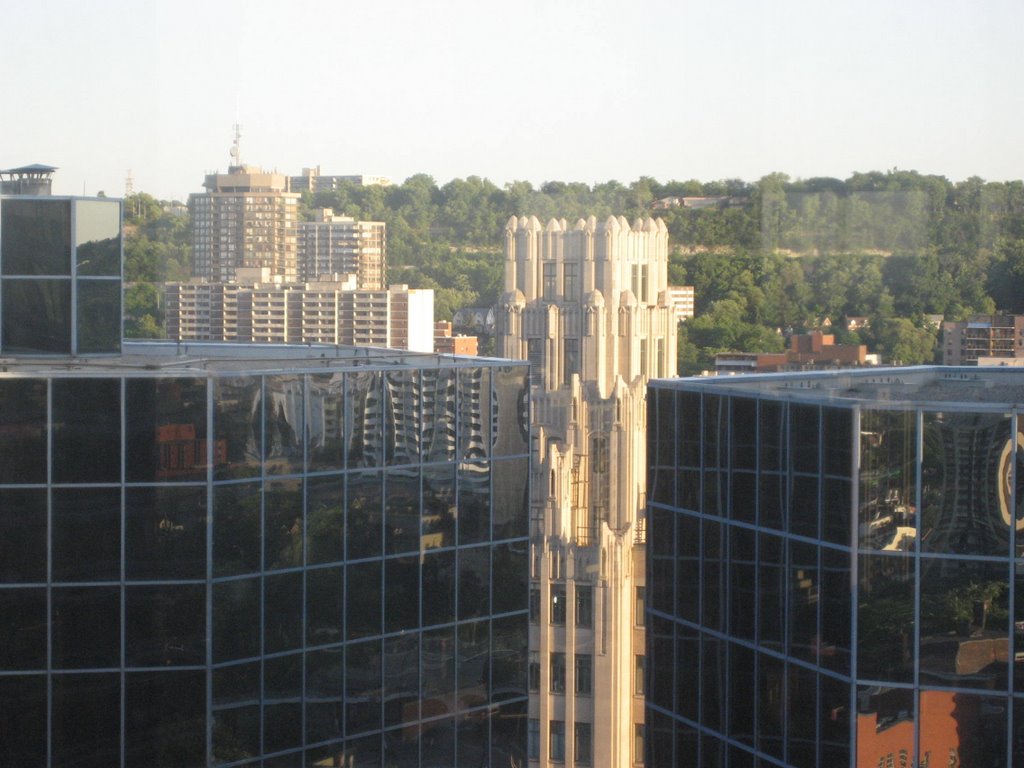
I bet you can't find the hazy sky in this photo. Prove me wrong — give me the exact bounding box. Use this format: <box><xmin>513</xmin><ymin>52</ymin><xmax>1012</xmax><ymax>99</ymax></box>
<box><xmin>5</xmin><ymin>0</ymin><xmax>1022</xmax><ymax>200</ymax></box>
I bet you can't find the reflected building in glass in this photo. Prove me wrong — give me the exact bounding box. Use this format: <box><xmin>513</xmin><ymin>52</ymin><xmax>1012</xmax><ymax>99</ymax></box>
<box><xmin>646</xmin><ymin>367</ymin><xmax>1024</xmax><ymax>767</ymax></box>
<box><xmin>0</xmin><ymin>178</ymin><xmax>530</xmax><ymax>767</ymax></box>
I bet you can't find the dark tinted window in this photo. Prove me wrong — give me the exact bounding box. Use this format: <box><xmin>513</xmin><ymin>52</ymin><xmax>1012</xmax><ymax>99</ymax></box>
<box><xmin>0</xmin><ymin>378</ymin><xmax>47</xmax><ymax>483</ymax></box>
<box><xmin>3</xmin><ymin>278</ymin><xmax>71</xmax><ymax>353</ymax></box>
<box><xmin>52</xmin><ymin>378</ymin><xmax>120</xmax><ymax>483</ymax></box>
<box><xmin>2</xmin><ymin>197</ymin><xmax>71</xmax><ymax>275</ymax></box>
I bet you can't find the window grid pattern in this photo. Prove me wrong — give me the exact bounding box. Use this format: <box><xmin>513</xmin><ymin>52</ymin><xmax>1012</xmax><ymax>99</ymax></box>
<box><xmin>0</xmin><ymin>361</ymin><xmax>530</xmax><ymax>767</ymax></box>
<box><xmin>646</xmin><ymin>382</ymin><xmax>1024</xmax><ymax>767</ymax></box>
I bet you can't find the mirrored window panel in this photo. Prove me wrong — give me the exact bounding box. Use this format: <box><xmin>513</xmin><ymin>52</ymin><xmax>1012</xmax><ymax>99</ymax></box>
<box><xmin>212</xmin><ymin>661</ymin><xmax>260</xmax><ymax>762</ymax></box>
<box><xmin>855</xmin><ymin>685</ymin><xmax>915</xmax><ymax>768</ymax></box>
<box><xmin>0</xmin><ymin>675</ymin><xmax>46</xmax><ymax>765</ymax></box>
<box><xmin>458</xmin><ymin>545</ymin><xmax>491</xmax><ymax>621</ymax></box>
<box><xmin>492</xmin><ymin>365</ymin><xmax>528</xmax><ymax>458</ymax></box>
<box><xmin>306</xmin><ymin>565</ymin><xmax>343</xmax><ymax>648</ymax></box>
<box><xmin>919</xmin><ymin>557</ymin><xmax>1008</xmax><ymax>689</ymax></box>
<box><xmin>264</xmin><ymin>572</ymin><xmax>303</xmax><ymax>655</ymax></box>
<box><xmin>53</xmin><ymin>377</ymin><xmax>120</xmax><ymax>483</ymax></box>
<box><xmin>126</xmin><ymin>377</ymin><xmax>208</xmax><ymax>483</ymax></box>
<box><xmin>124</xmin><ymin>670</ymin><xmax>206</xmax><ymax>768</ymax></box>
<box><xmin>422</xmin><ymin>549</ymin><xmax>456</xmax><ymax>628</ymax></box>
<box><xmin>212</xmin><ymin>578</ymin><xmax>260</xmax><ymax>663</ymax></box>
<box><xmin>52</xmin><ymin>487</ymin><xmax>121</xmax><ymax>582</ymax></box>
<box><xmin>346</xmin><ymin>560</ymin><xmax>381</xmax><ymax>640</ymax></box>
<box><xmin>383</xmin><ymin>632</ymin><xmax>420</xmax><ymax>729</ymax></box>
<box><xmin>492</xmin><ymin>542</ymin><xmax>528</xmax><ymax>616</ymax></box>
<box><xmin>125</xmin><ymin>584</ymin><xmax>206</xmax><ymax>667</ymax></box>
<box><xmin>384</xmin><ymin>555</ymin><xmax>419</xmax><ymax>634</ymax></box>
<box><xmin>52</xmin><ymin>586</ymin><xmax>120</xmax><ymax>669</ymax></box>
<box><xmin>52</xmin><ymin>673</ymin><xmax>120</xmax><ymax>768</ymax></box>
<box><xmin>422</xmin><ymin>464</ymin><xmax>456</xmax><ymax>550</ymax></box>
<box><xmin>213</xmin><ymin>377</ymin><xmax>261</xmax><ymax>481</ymax></box>
<box><xmin>491</xmin><ymin>614</ymin><xmax>527</xmax><ymax>703</ymax></box>
<box><xmin>264</xmin><ymin>375</ymin><xmax>303</xmax><ymax>476</ymax></box>
<box><xmin>345</xmin><ymin>371</ymin><xmax>383</xmax><ymax>469</ymax></box>
<box><xmin>264</xmin><ymin>479</ymin><xmax>302</xmax><ymax>571</ymax></box>
<box><xmin>263</xmin><ymin>653</ymin><xmax>302</xmax><ymax>754</ymax></box>
<box><xmin>859</xmin><ymin>409</ymin><xmax>917</xmax><ymax>552</ymax></box>
<box><xmin>213</xmin><ymin>482</ymin><xmax>261</xmax><ymax>577</ymax></box>
<box><xmin>305</xmin><ymin>646</ymin><xmax>344</xmax><ymax>745</ymax></box>
<box><xmin>422</xmin><ymin>625</ymin><xmax>456</xmax><ymax>716</ymax></box>
<box><xmin>492</xmin><ymin>457</ymin><xmax>528</xmax><ymax>540</ymax></box>
<box><xmin>74</xmin><ymin>200</ymin><xmax>120</xmax><ymax>276</ymax></box>
<box><xmin>2</xmin><ymin>278</ymin><xmax>72</xmax><ymax>354</ymax></box>
<box><xmin>346</xmin><ymin>470</ymin><xmax>382</xmax><ymax>560</ymax></box>
<box><xmin>458</xmin><ymin>461</ymin><xmax>491</xmax><ymax>545</ymax></box>
<box><xmin>125</xmin><ymin>486</ymin><xmax>206</xmax><ymax>580</ymax></box>
<box><xmin>820</xmin><ymin>546</ymin><xmax>852</xmax><ymax>675</ymax></box>
<box><xmin>385</xmin><ymin>469</ymin><xmax>420</xmax><ymax>556</ymax></box>
<box><xmin>0</xmin><ymin>378</ymin><xmax>46</xmax><ymax>483</ymax></box>
<box><xmin>422</xmin><ymin>367</ymin><xmax>457</xmax><ymax>463</ymax></box>
<box><xmin>922</xmin><ymin>411</ymin><xmax>1012</xmax><ymax>556</ymax></box>
<box><xmin>0</xmin><ymin>488</ymin><xmax>47</xmax><ymax>582</ymax></box>
<box><xmin>306</xmin><ymin>475</ymin><xmax>344</xmax><ymax>566</ymax></box>
<box><xmin>384</xmin><ymin>369</ymin><xmax>420</xmax><ymax>466</ymax></box>
<box><xmin>1</xmin><ymin>198</ymin><xmax>71</xmax><ymax>276</ymax></box>
<box><xmin>76</xmin><ymin>279</ymin><xmax>120</xmax><ymax>354</ymax></box>
<box><xmin>0</xmin><ymin>587</ymin><xmax>47</xmax><ymax>670</ymax></box>
<box><xmin>345</xmin><ymin>638</ymin><xmax>382</xmax><ymax>736</ymax></box>
<box><xmin>458</xmin><ymin>367</ymin><xmax>490</xmax><ymax>461</ymax></box>
<box><xmin>857</xmin><ymin>553</ymin><xmax>915</xmax><ymax>683</ymax></box>
<box><xmin>307</xmin><ymin>374</ymin><xmax>344</xmax><ymax>472</ymax></box>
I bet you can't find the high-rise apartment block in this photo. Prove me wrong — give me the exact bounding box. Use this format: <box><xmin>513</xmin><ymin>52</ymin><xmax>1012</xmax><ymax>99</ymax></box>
<box><xmin>1</xmin><ymin>169</ymin><xmax>529</xmax><ymax>767</ymax></box>
<box><xmin>190</xmin><ymin>165</ymin><xmax>300</xmax><ymax>282</ymax></box>
<box><xmin>647</xmin><ymin>367</ymin><xmax>1024</xmax><ymax>767</ymax></box>
<box><xmin>166</xmin><ymin>272</ymin><xmax>434</xmax><ymax>351</ymax></box>
<box><xmin>497</xmin><ymin>215</ymin><xmax>677</xmax><ymax>767</ymax></box>
<box><xmin>299</xmin><ymin>208</ymin><xmax>386</xmax><ymax>289</ymax></box>
<box><xmin>942</xmin><ymin>314</ymin><xmax>1024</xmax><ymax>365</ymax></box>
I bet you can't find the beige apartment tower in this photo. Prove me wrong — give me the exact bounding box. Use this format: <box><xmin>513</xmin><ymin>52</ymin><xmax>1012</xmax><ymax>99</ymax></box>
<box><xmin>498</xmin><ymin>215</ymin><xmax>677</xmax><ymax>767</ymax></box>
<box><xmin>190</xmin><ymin>165</ymin><xmax>300</xmax><ymax>282</ymax></box>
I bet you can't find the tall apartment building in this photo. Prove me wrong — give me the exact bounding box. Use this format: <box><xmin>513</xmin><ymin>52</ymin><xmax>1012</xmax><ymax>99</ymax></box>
<box><xmin>166</xmin><ymin>272</ymin><xmax>434</xmax><ymax>352</ymax></box>
<box><xmin>190</xmin><ymin>165</ymin><xmax>300</xmax><ymax>282</ymax></box>
<box><xmin>0</xmin><ymin>174</ymin><xmax>529</xmax><ymax>767</ymax></box>
<box><xmin>298</xmin><ymin>208</ymin><xmax>386</xmax><ymax>289</ymax></box>
<box><xmin>497</xmin><ymin>215</ymin><xmax>677</xmax><ymax>767</ymax></box>
<box><xmin>647</xmin><ymin>366</ymin><xmax>1024</xmax><ymax>767</ymax></box>
<box><xmin>942</xmin><ymin>313</ymin><xmax>1024</xmax><ymax>365</ymax></box>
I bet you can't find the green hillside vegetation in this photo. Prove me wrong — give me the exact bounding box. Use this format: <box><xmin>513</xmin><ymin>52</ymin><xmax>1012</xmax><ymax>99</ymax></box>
<box><xmin>123</xmin><ymin>171</ymin><xmax>1024</xmax><ymax>375</ymax></box>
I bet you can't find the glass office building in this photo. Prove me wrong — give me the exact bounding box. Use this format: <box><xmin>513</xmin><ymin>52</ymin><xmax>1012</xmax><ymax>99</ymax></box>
<box><xmin>0</xmin><ymin>186</ymin><xmax>530</xmax><ymax>767</ymax></box>
<box><xmin>647</xmin><ymin>368</ymin><xmax>1024</xmax><ymax>767</ymax></box>
<box><xmin>0</xmin><ymin>195</ymin><xmax>122</xmax><ymax>355</ymax></box>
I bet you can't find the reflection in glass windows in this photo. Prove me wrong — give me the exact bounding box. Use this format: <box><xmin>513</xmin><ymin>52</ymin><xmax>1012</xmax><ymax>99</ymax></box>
<box><xmin>264</xmin><ymin>375</ymin><xmax>304</xmax><ymax>475</ymax></box>
<box><xmin>214</xmin><ymin>377</ymin><xmax>261</xmax><ymax>480</ymax></box>
<box><xmin>213</xmin><ymin>482</ymin><xmax>261</xmax><ymax>577</ymax></box>
<box><xmin>860</xmin><ymin>409</ymin><xmax>917</xmax><ymax>552</ymax></box>
<box><xmin>1</xmin><ymin>197</ymin><xmax>71</xmax><ymax>275</ymax></box>
<box><xmin>126</xmin><ymin>377</ymin><xmax>208</xmax><ymax>482</ymax></box>
<box><xmin>52</xmin><ymin>488</ymin><xmax>120</xmax><ymax>582</ymax></box>
<box><xmin>922</xmin><ymin>411</ymin><xmax>1012</xmax><ymax>557</ymax></box>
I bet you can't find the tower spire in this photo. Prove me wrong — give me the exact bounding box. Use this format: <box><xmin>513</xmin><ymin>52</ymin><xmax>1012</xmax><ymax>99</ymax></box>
<box><xmin>229</xmin><ymin>123</ymin><xmax>242</xmax><ymax>169</ymax></box>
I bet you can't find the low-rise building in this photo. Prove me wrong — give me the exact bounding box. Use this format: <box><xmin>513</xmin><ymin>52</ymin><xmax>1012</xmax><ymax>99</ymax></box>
<box><xmin>942</xmin><ymin>314</ymin><xmax>1024</xmax><ymax>365</ymax></box>
<box><xmin>714</xmin><ymin>331</ymin><xmax>868</xmax><ymax>374</ymax></box>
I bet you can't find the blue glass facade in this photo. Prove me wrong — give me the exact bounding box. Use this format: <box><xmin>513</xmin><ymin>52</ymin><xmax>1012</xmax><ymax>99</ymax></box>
<box><xmin>0</xmin><ymin>346</ymin><xmax>529</xmax><ymax>767</ymax></box>
<box><xmin>647</xmin><ymin>368</ymin><xmax>1024</xmax><ymax>768</ymax></box>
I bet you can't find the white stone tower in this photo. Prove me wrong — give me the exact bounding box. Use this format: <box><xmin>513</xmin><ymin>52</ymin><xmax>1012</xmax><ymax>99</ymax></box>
<box><xmin>498</xmin><ymin>215</ymin><xmax>677</xmax><ymax>767</ymax></box>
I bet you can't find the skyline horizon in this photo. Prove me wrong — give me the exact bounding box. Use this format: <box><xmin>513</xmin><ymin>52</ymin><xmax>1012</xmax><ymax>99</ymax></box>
<box><xmin>6</xmin><ymin>0</ymin><xmax>1021</xmax><ymax>202</ymax></box>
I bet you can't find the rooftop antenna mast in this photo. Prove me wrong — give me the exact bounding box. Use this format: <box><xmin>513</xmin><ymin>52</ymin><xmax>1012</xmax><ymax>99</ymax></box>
<box><xmin>230</xmin><ymin>122</ymin><xmax>242</xmax><ymax>169</ymax></box>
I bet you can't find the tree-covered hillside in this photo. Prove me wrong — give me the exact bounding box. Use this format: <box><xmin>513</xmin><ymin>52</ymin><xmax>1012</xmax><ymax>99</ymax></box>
<box><xmin>123</xmin><ymin>170</ymin><xmax>1024</xmax><ymax>374</ymax></box>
